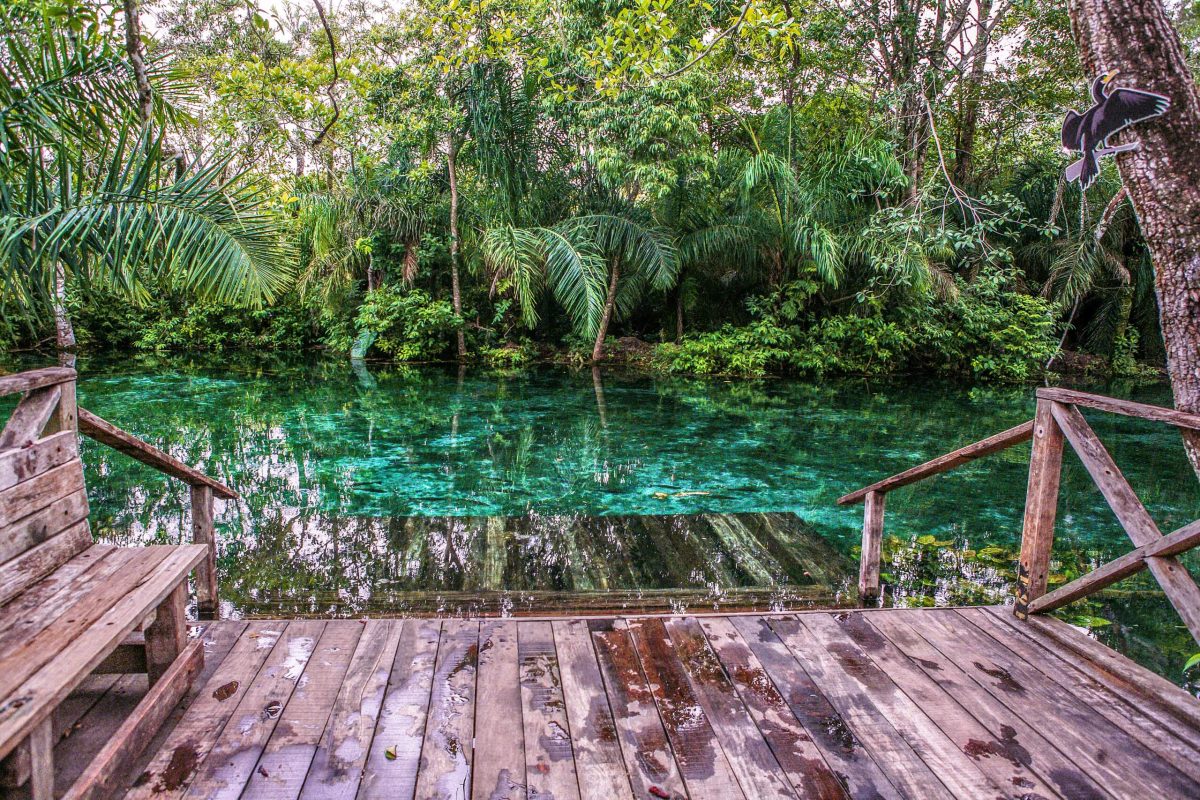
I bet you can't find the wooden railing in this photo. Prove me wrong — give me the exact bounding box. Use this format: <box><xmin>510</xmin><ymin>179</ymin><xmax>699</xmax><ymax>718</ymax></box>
<box><xmin>840</xmin><ymin>387</ymin><xmax>1200</xmax><ymax>646</ymax></box>
<box><xmin>0</xmin><ymin>366</ymin><xmax>237</xmax><ymax>619</ymax></box>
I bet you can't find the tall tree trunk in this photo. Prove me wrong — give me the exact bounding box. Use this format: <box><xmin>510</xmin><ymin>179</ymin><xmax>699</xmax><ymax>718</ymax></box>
<box><xmin>54</xmin><ymin>262</ymin><xmax>76</xmax><ymax>353</ymax></box>
<box><xmin>592</xmin><ymin>257</ymin><xmax>621</xmax><ymax>363</ymax></box>
<box><xmin>122</xmin><ymin>0</ymin><xmax>152</xmax><ymax>124</ymax></box>
<box><xmin>674</xmin><ymin>285</ymin><xmax>684</xmax><ymax>342</ymax></box>
<box><xmin>447</xmin><ymin>136</ymin><xmax>466</xmax><ymax>360</ymax></box>
<box><xmin>1069</xmin><ymin>0</ymin><xmax>1200</xmax><ymax>478</ymax></box>
<box><xmin>402</xmin><ymin>237</ymin><xmax>420</xmax><ymax>283</ymax></box>
<box><xmin>953</xmin><ymin>0</ymin><xmax>994</xmax><ymax>186</ymax></box>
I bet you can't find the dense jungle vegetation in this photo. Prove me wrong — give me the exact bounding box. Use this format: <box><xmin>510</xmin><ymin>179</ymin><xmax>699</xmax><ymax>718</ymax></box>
<box><xmin>4</xmin><ymin>0</ymin><xmax>1200</xmax><ymax>382</ymax></box>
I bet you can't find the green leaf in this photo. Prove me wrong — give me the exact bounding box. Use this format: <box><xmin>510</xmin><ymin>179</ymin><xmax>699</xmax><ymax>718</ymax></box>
<box><xmin>1184</xmin><ymin>653</ymin><xmax>1200</xmax><ymax>673</ymax></box>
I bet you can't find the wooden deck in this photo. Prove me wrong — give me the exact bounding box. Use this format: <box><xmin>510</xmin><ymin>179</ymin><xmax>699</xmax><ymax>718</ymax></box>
<box><xmin>30</xmin><ymin>606</ymin><xmax>1200</xmax><ymax>800</ymax></box>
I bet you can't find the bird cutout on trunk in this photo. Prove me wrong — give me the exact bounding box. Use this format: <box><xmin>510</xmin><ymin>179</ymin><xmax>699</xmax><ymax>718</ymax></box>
<box><xmin>1062</xmin><ymin>69</ymin><xmax>1170</xmax><ymax>190</ymax></box>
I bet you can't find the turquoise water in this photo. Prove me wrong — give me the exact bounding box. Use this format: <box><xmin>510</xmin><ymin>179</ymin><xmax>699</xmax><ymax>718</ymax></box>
<box><xmin>41</xmin><ymin>353</ymin><xmax>1200</xmax><ymax>685</ymax></box>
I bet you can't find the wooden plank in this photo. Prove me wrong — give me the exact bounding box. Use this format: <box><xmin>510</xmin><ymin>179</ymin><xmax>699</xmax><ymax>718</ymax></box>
<box><xmin>818</xmin><ymin>611</ymin><xmax>1058</xmax><ymax>797</ymax></box>
<box><xmin>61</xmin><ymin>637</ymin><xmax>204</xmax><ymax>800</ymax></box>
<box><xmin>299</xmin><ymin>620</ymin><xmax>402</xmax><ymax>800</ymax></box>
<box><xmin>1015</xmin><ymin>399</ymin><xmax>1064</xmax><ymax>616</ymax></box>
<box><xmin>624</xmin><ymin>617</ymin><xmax>745</xmax><ymax>799</ymax></box>
<box><xmin>905</xmin><ymin>608</ymin><xmax>1200</xmax><ymax>798</ymax></box>
<box><xmin>0</xmin><ymin>520</ymin><xmax>92</xmax><ymax>606</ymax></box>
<box><xmin>1038</xmin><ymin>386</ymin><xmax>1200</xmax><ymax>431</ymax></box>
<box><xmin>858</xmin><ymin>491</ymin><xmax>884</xmax><ymax>600</ymax></box>
<box><xmin>0</xmin><ymin>367</ymin><xmax>75</xmax><ymax>398</ymax></box>
<box><xmin>473</xmin><ymin>620</ymin><xmax>525</xmax><ymax>800</ymax></box>
<box><xmin>864</xmin><ymin>611</ymin><xmax>1109</xmax><ymax>800</ymax></box>
<box><xmin>1051</xmin><ymin>401</ymin><xmax>1200</xmax><ymax>642</ymax></box>
<box><xmin>774</xmin><ymin>614</ymin><xmax>999</xmax><ymax>798</ymax></box>
<box><xmin>180</xmin><ymin>620</ymin><xmax>325</xmax><ymax>800</ymax></box>
<box><xmin>46</xmin><ymin>370</ymin><xmax>76</xmax><ymax>435</ymax></box>
<box><xmin>146</xmin><ymin>583</ymin><xmax>188</xmax><ymax>686</ymax></box>
<box><xmin>663</xmin><ymin>616</ymin><xmax>794</xmax><ymax>799</ymax></box>
<box><xmin>518</xmin><ymin>621</ymin><xmax>577</xmax><ymax>800</ymax></box>
<box><xmin>1004</xmin><ymin>608</ymin><xmax>1200</xmax><ymax>731</ymax></box>
<box><xmin>698</xmin><ymin>617</ymin><xmax>849</xmax><ymax>799</ymax></box>
<box><xmin>125</xmin><ymin>621</ymin><xmax>265</xmax><ymax>799</ymax></box>
<box><xmin>590</xmin><ymin>622</ymin><xmax>687</xmax><ymax>799</ymax></box>
<box><xmin>190</xmin><ymin>485</ymin><xmax>218</xmax><ymax>620</ymax></box>
<box><xmin>0</xmin><ymin>430</ymin><xmax>78</xmax><ymax>492</ymax></box>
<box><xmin>1026</xmin><ymin>516</ymin><xmax>1200</xmax><ymax>612</ymax></box>
<box><xmin>964</xmin><ymin>607</ymin><xmax>1200</xmax><ymax>782</ymax></box>
<box><xmin>240</xmin><ymin>620</ymin><xmax>361</xmax><ymax>800</ymax></box>
<box><xmin>0</xmin><ymin>543</ymin><xmax>115</xmax><ymax>646</ymax></box>
<box><xmin>837</xmin><ymin>420</ymin><xmax>1033</xmax><ymax>505</ymax></box>
<box><xmin>358</xmin><ymin>619</ymin><xmax>440</xmax><ymax>800</ymax></box>
<box><xmin>0</xmin><ymin>386</ymin><xmax>62</xmax><ymax>451</ymax></box>
<box><xmin>414</xmin><ymin>619</ymin><xmax>479</xmax><ymax>800</ymax></box>
<box><xmin>0</xmin><ymin>459</ymin><xmax>84</xmax><ymax>529</ymax></box>
<box><xmin>0</xmin><ymin>488</ymin><xmax>89</xmax><ymax>566</ymax></box>
<box><xmin>550</xmin><ymin>620</ymin><xmax>631</xmax><ymax>800</ymax></box>
<box><xmin>30</xmin><ymin>717</ymin><xmax>53</xmax><ymax>800</ymax></box>
<box><xmin>77</xmin><ymin>408</ymin><xmax>238</xmax><ymax>500</ymax></box>
<box><xmin>728</xmin><ymin>616</ymin><xmax>897</xmax><ymax>800</ymax></box>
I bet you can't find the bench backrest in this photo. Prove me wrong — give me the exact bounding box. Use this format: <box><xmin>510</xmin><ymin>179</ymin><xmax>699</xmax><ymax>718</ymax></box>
<box><xmin>0</xmin><ymin>367</ymin><xmax>91</xmax><ymax>606</ymax></box>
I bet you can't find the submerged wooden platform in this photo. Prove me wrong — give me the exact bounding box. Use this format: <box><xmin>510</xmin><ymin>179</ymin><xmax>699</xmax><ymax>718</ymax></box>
<box><xmin>29</xmin><ymin>606</ymin><xmax>1200</xmax><ymax>800</ymax></box>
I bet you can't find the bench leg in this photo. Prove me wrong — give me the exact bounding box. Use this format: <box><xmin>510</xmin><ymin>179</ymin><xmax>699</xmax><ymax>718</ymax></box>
<box><xmin>30</xmin><ymin>718</ymin><xmax>53</xmax><ymax>800</ymax></box>
<box><xmin>144</xmin><ymin>583</ymin><xmax>187</xmax><ymax>686</ymax></box>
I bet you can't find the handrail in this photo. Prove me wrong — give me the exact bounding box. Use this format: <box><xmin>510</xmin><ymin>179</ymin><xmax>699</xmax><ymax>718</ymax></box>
<box><xmin>842</xmin><ymin>387</ymin><xmax>1200</xmax><ymax>647</ymax></box>
<box><xmin>0</xmin><ymin>366</ymin><xmax>76</xmax><ymax>397</ymax></box>
<box><xmin>77</xmin><ymin>408</ymin><xmax>238</xmax><ymax>500</ymax></box>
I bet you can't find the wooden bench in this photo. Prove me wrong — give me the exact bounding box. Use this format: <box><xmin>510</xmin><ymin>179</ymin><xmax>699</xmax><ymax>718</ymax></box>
<box><xmin>0</xmin><ymin>366</ymin><xmax>235</xmax><ymax>799</ymax></box>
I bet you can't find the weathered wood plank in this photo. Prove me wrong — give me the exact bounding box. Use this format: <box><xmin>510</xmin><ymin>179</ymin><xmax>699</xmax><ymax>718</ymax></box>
<box><xmin>0</xmin><ymin>459</ymin><xmax>84</xmax><ymax>531</ymax></box>
<box><xmin>357</xmin><ymin>619</ymin><xmax>440</xmax><ymax>800</ymax></box>
<box><xmin>858</xmin><ymin>491</ymin><xmax>885</xmax><ymax>600</ymax></box>
<box><xmin>765</xmin><ymin>615</ymin><xmax>955</xmax><ymax>799</ymax></box>
<box><xmin>414</xmin><ymin>619</ymin><xmax>479</xmax><ymax>800</ymax></box>
<box><xmin>866</xmin><ymin>611</ymin><xmax>1108</xmax><ymax>800</ymax></box>
<box><xmin>0</xmin><ymin>430</ymin><xmax>78</xmax><ymax>493</ymax></box>
<box><xmin>906</xmin><ymin>608</ymin><xmax>1200</xmax><ymax>798</ymax></box>
<box><xmin>145</xmin><ymin>583</ymin><xmax>188</xmax><ymax>686</ymax></box>
<box><xmin>0</xmin><ymin>367</ymin><xmax>75</xmax><ymax>398</ymax></box>
<box><xmin>664</xmin><ymin>616</ymin><xmax>794</xmax><ymax>799</ymax></box>
<box><xmin>299</xmin><ymin>620</ymin><xmax>402</xmax><ymax>800</ymax></box>
<box><xmin>0</xmin><ymin>544</ymin><xmax>116</xmax><ymax>646</ymax></box>
<box><xmin>0</xmin><ymin>522</ymin><xmax>93</xmax><ymax>607</ymax></box>
<box><xmin>590</xmin><ymin>622</ymin><xmax>686</xmax><ymax>800</ymax></box>
<box><xmin>625</xmin><ymin>617</ymin><xmax>745</xmax><ymax>799</ymax></box>
<box><xmin>698</xmin><ymin>617</ymin><xmax>849</xmax><ymax>800</ymax></box>
<box><xmin>778</xmin><ymin>614</ymin><xmax>1001</xmax><ymax>798</ymax></box>
<box><xmin>239</xmin><ymin>621</ymin><xmax>361</xmax><ymax>800</ymax></box>
<box><xmin>518</xmin><ymin>620</ymin><xmax>577</xmax><ymax>800</ymax></box>
<box><xmin>0</xmin><ymin>488</ymin><xmax>89</xmax><ymax>567</ymax></box>
<box><xmin>964</xmin><ymin>607</ymin><xmax>1200</xmax><ymax>782</ymax></box>
<box><xmin>180</xmin><ymin>620</ymin><xmax>325</xmax><ymax>800</ymax></box>
<box><xmin>550</xmin><ymin>620</ymin><xmax>631</xmax><ymax>800</ymax></box>
<box><xmin>473</xmin><ymin>620</ymin><xmax>525</xmax><ymax>800</ymax></box>
<box><xmin>822</xmin><ymin>611</ymin><xmax>1058</xmax><ymax>796</ymax></box>
<box><xmin>837</xmin><ymin>420</ymin><xmax>1034</xmax><ymax>505</ymax></box>
<box><xmin>0</xmin><ymin>386</ymin><xmax>62</xmax><ymax>451</ymax></box>
<box><xmin>728</xmin><ymin>616</ymin><xmax>898</xmax><ymax>800</ymax></box>
<box><xmin>1050</xmin><ymin>401</ymin><xmax>1200</xmax><ymax>642</ymax></box>
<box><xmin>77</xmin><ymin>408</ymin><xmax>237</xmax><ymax>499</ymax></box>
<box><xmin>60</xmin><ymin>637</ymin><xmax>204</xmax><ymax>800</ymax></box>
<box><xmin>30</xmin><ymin>717</ymin><xmax>53</xmax><ymax>800</ymax></box>
<box><xmin>1038</xmin><ymin>386</ymin><xmax>1200</xmax><ymax>431</ymax></box>
<box><xmin>999</xmin><ymin>608</ymin><xmax>1200</xmax><ymax>731</ymax></box>
<box><xmin>1015</xmin><ymin>399</ymin><xmax>1065</xmax><ymax>616</ymax></box>
<box><xmin>190</xmin><ymin>485</ymin><xmax>218</xmax><ymax>620</ymax></box>
<box><xmin>125</xmin><ymin>622</ymin><xmax>292</xmax><ymax>798</ymax></box>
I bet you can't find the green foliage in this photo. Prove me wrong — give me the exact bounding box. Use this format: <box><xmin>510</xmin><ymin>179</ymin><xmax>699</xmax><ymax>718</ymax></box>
<box><xmin>351</xmin><ymin>286</ymin><xmax>462</xmax><ymax>361</ymax></box>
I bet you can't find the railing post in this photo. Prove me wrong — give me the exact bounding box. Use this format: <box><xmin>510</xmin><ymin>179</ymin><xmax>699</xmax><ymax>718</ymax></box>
<box><xmin>859</xmin><ymin>490</ymin><xmax>886</xmax><ymax>602</ymax></box>
<box><xmin>190</xmin><ymin>484</ymin><xmax>218</xmax><ymax>619</ymax></box>
<box><xmin>1015</xmin><ymin>399</ymin><xmax>1065</xmax><ymax>618</ymax></box>
<box><xmin>44</xmin><ymin>375</ymin><xmax>77</xmax><ymax>435</ymax></box>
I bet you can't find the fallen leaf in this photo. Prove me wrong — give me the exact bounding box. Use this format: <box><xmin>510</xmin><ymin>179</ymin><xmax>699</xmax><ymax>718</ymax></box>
<box><xmin>385</xmin><ymin>746</ymin><xmax>397</xmax><ymax>761</ymax></box>
<box><xmin>212</xmin><ymin>681</ymin><xmax>239</xmax><ymax>701</ymax></box>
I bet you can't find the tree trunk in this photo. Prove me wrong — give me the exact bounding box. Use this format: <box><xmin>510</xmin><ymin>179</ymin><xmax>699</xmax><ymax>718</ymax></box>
<box><xmin>592</xmin><ymin>258</ymin><xmax>621</xmax><ymax>363</ymax></box>
<box><xmin>367</xmin><ymin>265</ymin><xmax>383</xmax><ymax>291</ymax></box>
<box><xmin>122</xmin><ymin>0</ymin><xmax>153</xmax><ymax>125</ymax></box>
<box><xmin>402</xmin><ymin>237</ymin><xmax>420</xmax><ymax>284</ymax></box>
<box><xmin>447</xmin><ymin>136</ymin><xmax>466</xmax><ymax>360</ymax></box>
<box><xmin>674</xmin><ymin>285</ymin><xmax>684</xmax><ymax>342</ymax></box>
<box><xmin>953</xmin><ymin>0</ymin><xmax>994</xmax><ymax>186</ymax></box>
<box><xmin>54</xmin><ymin>262</ymin><xmax>76</xmax><ymax>353</ymax></box>
<box><xmin>1069</xmin><ymin>0</ymin><xmax>1200</xmax><ymax>478</ymax></box>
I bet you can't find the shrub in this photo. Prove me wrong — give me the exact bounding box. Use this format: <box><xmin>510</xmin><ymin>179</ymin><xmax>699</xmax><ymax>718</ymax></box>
<box><xmin>352</xmin><ymin>286</ymin><xmax>462</xmax><ymax>361</ymax></box>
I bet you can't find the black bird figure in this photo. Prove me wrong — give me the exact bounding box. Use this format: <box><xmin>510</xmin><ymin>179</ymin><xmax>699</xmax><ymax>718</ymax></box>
<box><xmin>1062</xmin><ymin>69</ymin><xmax>1170</xmax><ymax>190</ymax></box>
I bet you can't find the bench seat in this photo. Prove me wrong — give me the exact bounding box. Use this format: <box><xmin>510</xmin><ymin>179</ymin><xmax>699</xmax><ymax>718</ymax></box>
<box><xmin>0</xmin><ymin>542</ymin><xmax>208</xmax><ymax>765</ymax></box>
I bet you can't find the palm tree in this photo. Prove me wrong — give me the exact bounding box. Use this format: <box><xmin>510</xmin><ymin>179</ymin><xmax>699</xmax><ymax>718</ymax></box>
<box><xmin>0</xmin><ymin>3</ymin><xmax>290</xmax><ymax>348</ymax></box>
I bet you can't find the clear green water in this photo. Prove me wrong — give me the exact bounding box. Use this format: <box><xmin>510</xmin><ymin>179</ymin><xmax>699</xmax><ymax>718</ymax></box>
<box><xmin>32</xmin><ymin>353</ymin><xmax>1199</xmax><ymax>686</ymax></box>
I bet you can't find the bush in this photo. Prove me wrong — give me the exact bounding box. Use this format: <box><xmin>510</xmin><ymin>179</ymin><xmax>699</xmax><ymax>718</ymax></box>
<box><xmin>352</xmin><ymin>286</ymin><xmax>462</xmax><ymax>361</ymax></box>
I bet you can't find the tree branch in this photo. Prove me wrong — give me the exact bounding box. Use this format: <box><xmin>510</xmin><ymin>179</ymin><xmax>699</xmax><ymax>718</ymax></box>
<box><xmin>311</xmin><ymin>0</ymin><xmax>340</xmax><ymax>149</ymax></box>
